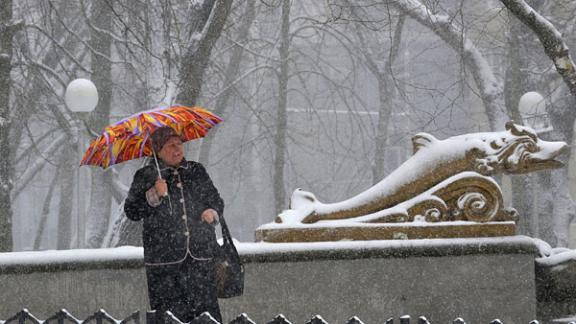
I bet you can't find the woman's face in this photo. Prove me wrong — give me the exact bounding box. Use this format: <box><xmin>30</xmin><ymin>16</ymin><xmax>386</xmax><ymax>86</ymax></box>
<box><xmin>158</xmin><ymin>136</ymin><xmax>184</xmax><ymax>167</ymax></box>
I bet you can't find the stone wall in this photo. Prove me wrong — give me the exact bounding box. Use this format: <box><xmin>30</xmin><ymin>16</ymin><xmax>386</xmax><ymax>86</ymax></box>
<box><xmin>0</xmin><ymin>236</ymin><xmax>538</xmax><ymax>323</ymax></box>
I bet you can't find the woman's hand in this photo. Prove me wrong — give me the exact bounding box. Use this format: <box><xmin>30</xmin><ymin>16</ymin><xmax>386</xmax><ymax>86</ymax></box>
<box><xmin>201</xmin><ymin>208</ymin><xmax>219</xmax><ymax>224</ymax></box>
<box><xmin>154</xmin><ymin>178</ymin><xmax>168</xmax><ymax>197</ymax></box>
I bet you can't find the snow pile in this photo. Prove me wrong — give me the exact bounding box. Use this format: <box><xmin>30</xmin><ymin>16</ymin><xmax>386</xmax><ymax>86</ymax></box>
<box><xmin>533</xmin><ymin>238</ymin><xmax>576</xmax><ymax>267</ymax></box>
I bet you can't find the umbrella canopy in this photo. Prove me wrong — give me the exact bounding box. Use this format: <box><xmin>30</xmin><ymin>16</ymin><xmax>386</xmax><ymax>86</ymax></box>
<box><xmin>80</xmin><ymin>105</ymin><xmax>222</xmax><ymax>169</ymax></box>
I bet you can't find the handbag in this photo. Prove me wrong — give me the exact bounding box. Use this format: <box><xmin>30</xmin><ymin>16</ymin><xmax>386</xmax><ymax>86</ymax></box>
<box><xmin>215</xmin><ymin>213</ymin><xmax>244</xmax><ymax>298</ymax></box>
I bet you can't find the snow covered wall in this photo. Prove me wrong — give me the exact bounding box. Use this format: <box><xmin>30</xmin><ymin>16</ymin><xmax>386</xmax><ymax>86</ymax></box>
<box><xmin>0</xmin><ymin>236</ymin><xmax>547</xmax><ymax>323</ymax></box>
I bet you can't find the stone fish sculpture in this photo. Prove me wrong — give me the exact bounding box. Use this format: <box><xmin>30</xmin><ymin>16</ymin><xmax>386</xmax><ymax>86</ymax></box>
<box><xmin>257</xmin><ymin>122</ymin><xmax>567</xmax><ymax>242</ymax></box>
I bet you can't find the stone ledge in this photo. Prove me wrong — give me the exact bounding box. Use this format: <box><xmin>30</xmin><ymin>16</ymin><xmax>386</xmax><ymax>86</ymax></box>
<box><xmin>0</xmin><ymin>236</ymin><xmax>538</xmax><ymax>274</ymax></box>
<box><xmin>241</xmin><ymin>235</ymin><xmax>537</xmax><ymax>263</ymax></box>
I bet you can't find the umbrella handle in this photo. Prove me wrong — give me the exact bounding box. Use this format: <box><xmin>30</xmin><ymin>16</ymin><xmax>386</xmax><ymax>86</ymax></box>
<box><xmin>152</xmin><ymin>149</ymin><xmax>163</xmax><ymax>180</ymax></box>
<box><xmin>152</xmin><ymin>149</ymin><xmax>172</xmax><ymax>213</ymax></box>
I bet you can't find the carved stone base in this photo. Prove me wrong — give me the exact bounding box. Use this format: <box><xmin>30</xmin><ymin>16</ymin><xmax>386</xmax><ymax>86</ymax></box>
<box><xmin>255</xmin><ymin>222</ymin><xmax>516</xmax><ymax>243</ymax></box>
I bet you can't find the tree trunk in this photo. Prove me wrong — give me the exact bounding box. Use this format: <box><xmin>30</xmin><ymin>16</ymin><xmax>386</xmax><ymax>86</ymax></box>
<box><xmin>372</xmin><ymin>15</ymin><xmax>405</xmax><ymax>184</ymax></box>
<box><xmin>176</xmin><ymin>0</ymin><xmax>233</xmax><ymax>106</ymax></box>
<box><xmin>536</xmin><ymin>171</ymin><xmax>555</xmax><ymax>244</ymax></box>
<box><xmin>273</xmin><ymin>0</ymin><xmax>291</xmax><ymax>214</ymax></box>
<box><xmin>85</xmin><ymin>0</ymin><xmax>113</xmax><ymax>248</ymax></box>
<box><xmin>552</xmin><ymin>169</ymin><xmax>575</xmax><ymax>247</ymax></box>
<box><xmin>198</xmin><ymin>1</ymin><xmax>256</xmax><ymax>165</ymax></box>
<box><xmin>33</xmin><ymin>165</ymin><xmax>61</xmax><ymax>250</ymax></box>
<box><xmin>505</xmin><ymin>10</ymin><xmax>535</xmax><ymax>236</ymax></box>
<box><xmin>372</xmin><ymin>75</ymin><xmax>392</xmax><ymax>183</ymax></box>
<box><xmin>0</xmin><ymin>0</ymin><xmax>16</xmax><ymax>252</ymax></box>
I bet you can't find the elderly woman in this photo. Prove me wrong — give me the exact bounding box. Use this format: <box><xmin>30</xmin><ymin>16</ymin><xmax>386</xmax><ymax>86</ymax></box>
<box><xmin>124</xmin><ymin>126</ymin><xmax>223</xmax><ymax>323</ymax></box>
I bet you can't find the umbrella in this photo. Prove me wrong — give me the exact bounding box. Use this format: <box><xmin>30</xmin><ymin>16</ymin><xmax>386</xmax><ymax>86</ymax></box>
<box><xmin>80</xmin><ymin>105</ymin><xmax>222</xmax><ymax>171</ymax></box>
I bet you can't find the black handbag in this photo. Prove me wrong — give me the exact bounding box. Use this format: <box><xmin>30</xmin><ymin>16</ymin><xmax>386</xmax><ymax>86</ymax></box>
<box><xmin>215</xmin><ymin>213</ymin><xmax>244</xmax><ymax>298</ymax></box>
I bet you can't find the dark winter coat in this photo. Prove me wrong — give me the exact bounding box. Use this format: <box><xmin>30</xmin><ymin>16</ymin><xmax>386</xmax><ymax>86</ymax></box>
<box><xmin>124</xmin><ymin>159</ymin><xmax>224</xmax><ymax>265</ymax></box>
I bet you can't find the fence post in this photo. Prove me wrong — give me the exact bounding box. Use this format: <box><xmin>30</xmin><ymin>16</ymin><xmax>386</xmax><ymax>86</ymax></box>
<box><xmin>266</xmin><ymin>314</ymin><xmax>292</xmax><ymax>324</ymax></box>
<box><xmin>229</xmin><ymin>313</ymin><xmax>256</xmax><ymax>324</ymax></box>
<box><xmin>345</xmin><ymin>316</ymin><xmax>365</xmax><ymax>324</ymax></box>
<box><xmin>4</xmin><ymin>309</ymin><xmax>42</xmax><ymax>324</ymax></box>
<box><xmin>306</xmin><ymin>315</ymin><xmax>328</xmax><ymax>324</ymax></box>
<box><xmin>453</xmin><ymin>318</ymin><xmax>466</xmax><ymax>324</ymax></box>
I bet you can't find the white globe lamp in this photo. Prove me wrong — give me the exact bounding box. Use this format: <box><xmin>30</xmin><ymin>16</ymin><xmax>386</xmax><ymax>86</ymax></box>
<box><xmin>65</xmin><ymin>78</ymin><xmax>98</xmax><ymax>112</ymax></box>
<box><xmin>518</xmin><ymin>91</ymin><xmax>548</xmax><ymax>131</ymax></box>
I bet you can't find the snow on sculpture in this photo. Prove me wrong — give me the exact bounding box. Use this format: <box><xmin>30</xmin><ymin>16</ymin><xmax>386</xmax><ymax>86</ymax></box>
<box><xmin>256</xmin><ymin>122</ymin><xmax>568</xmax><ymax>242</ymax></box>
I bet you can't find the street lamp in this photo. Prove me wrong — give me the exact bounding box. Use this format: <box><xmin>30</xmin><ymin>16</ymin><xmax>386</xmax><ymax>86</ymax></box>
<box><xmin>65</xmin><ymin>78</ymin><xmax>99</xmax><ymax>113</ymax></box>
<box><xmin>64</xmin><ymin>78</ymin><xmax>98</xmax><ymax>249</ymax></box>
<box><xmin>518</xmin><ymin>91</ymin><xmax>551</xmax><ymax>132</ymax></box>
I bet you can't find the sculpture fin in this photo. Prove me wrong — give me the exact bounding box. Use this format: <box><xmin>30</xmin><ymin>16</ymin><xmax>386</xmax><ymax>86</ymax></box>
<box><xmin>412</xmin><ymin>133</ymin><xmax>437</xmax><ymax>154</ymax></box>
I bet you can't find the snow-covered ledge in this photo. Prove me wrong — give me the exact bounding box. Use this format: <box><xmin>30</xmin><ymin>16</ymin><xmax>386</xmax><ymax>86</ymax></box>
<box><xmin>0</xmin><ymin>236</ymin><xmax>549</xmax><ymax>323</ymax></box>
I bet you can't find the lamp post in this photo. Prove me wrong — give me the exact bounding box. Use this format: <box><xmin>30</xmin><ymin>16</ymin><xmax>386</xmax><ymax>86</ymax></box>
<box><xmin>569</xmin><ymin>120</ymin><xmax>576</xmax><ymax>204</ymax></box>
<box><xmin>515</xmin><ymin>91</ymin><xmax>552</xmax><ymax>237</ymax></box>
<box><xmin>64</xmin><ymin>78</ymin><xmax>98</xmax><ymax>248</ymax></box>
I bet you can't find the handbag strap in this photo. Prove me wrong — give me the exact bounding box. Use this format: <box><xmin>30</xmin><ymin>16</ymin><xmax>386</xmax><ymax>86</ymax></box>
<box><xmin>218</xmin><ymin>213</ymin><xmax>242</xmax><ymax>263</ymax></box>
<box><xmin>218</xmin><ymin>212</ymin><xmax>234</xmax><ymax>247</ymax></box>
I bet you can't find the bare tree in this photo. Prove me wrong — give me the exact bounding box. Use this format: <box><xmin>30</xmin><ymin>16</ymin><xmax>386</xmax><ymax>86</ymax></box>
<box><xmin>0</xmin><ymin>0</ymin><xmax>22</xmax><ymax>252</ymax></box>
<box><xmin>198</xmin><ymin>1</ymin><xmax>256</xmax><ymax>166</ymax></box>
<box><xmin>345</xmin><ymin>6</ymin><xmax>406</xmax><ymax>183</ymax></box>
<box><xmin>384</xmin><ymin>0</ymin><xmax>509</xmax><ymax>130</ymax></box>
<box><xmin>499</xmin><ymin>0</ymin><xmax>576</xmax><ymax>246</ymax></box>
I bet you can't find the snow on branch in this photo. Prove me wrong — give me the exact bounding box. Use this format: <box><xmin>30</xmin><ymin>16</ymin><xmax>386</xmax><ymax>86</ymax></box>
<box><xmin>388</xmin><ymin>0</ymin><xmax>508</xmax><ymax>130</ymax></box>
<box><xmin>500</xmin><ymin>0</ymin><xmax>576</xmax><ymax>97</ymax></box>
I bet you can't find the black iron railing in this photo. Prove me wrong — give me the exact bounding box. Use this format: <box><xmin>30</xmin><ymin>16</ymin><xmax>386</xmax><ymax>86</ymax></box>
<box><xmin>1</xmin><ymin>309</ymin><xmax>575</xmax><ymax>324</ymax></box>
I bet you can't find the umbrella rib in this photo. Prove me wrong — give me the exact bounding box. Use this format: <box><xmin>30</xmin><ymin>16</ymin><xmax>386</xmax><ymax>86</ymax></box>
<box><xmin>153</xmin><ymin>111</ymin><xmax>179</xmax><ymax>124</ymax></box>
<box><xmin>107</xmin><ymin>132</ymin><xmax>116</xmax><ymax>166</ymax></box>
<box><xmin>139</xmin><ymin>132</ymin><xmax>150</xmax><ymax>158</ymax></box>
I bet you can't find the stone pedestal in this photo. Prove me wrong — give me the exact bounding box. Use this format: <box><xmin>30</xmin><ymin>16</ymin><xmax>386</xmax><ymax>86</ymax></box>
<box><xmin>255</xmin><ymin>222</ymin><xmax>516</xmax><ymax>242</ymax></box>
<box><xmin>222</xmin><ymin>236</ymin><xmax>537</xmax><ymax>324</ymax></box>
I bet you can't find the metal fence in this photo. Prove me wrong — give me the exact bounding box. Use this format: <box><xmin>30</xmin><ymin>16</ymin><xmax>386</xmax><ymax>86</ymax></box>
<box><xmin>1</xmin><ymin>309</ymin><xmax>575</xmax><ymax>324</ymax></box>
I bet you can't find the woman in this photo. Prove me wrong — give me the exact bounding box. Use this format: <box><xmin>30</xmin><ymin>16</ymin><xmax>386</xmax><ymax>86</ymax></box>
<box><xmin>124</xmin><ymin>126</ymin><xmax>224</xmax><ymax>322</ymax></box>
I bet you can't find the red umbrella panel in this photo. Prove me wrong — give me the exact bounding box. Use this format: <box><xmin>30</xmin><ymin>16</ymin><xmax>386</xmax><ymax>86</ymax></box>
<box><xmin>80</xmin><ymin>105</ymin><xmax>222</xmax><ymax>169</ymax></box>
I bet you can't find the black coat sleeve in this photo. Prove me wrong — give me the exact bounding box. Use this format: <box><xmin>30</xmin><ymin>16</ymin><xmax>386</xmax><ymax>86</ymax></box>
<box><xmin>195</xmin><ymin>162</ymin><xmax>224</xmax><ymax>217</ymax></box>
<box><xmin>124</xmin><ymin>166</ymin><xmax>157</xmax><ymax>221</ymax></box>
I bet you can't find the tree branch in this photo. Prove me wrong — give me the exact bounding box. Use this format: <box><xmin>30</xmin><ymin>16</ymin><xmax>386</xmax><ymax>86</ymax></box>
<box><xmin>500</xmin><ymin>0</ymin><xmax>576</xmax><ymax>97</ymax></box>
<box><xmin>388</xmin><ymin>0</ymin><xmax>509</xmax><ymax>130</ymax></box>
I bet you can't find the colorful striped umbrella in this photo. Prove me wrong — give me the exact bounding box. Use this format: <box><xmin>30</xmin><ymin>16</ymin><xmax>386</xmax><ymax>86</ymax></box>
<box><xmin>80</xmin><ymin>105</ymin><xmax>222</xmax><ymax>169</ymax></box>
